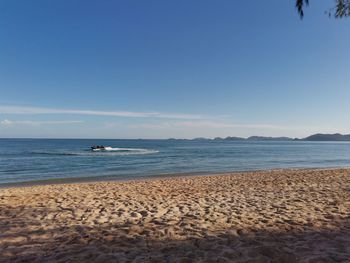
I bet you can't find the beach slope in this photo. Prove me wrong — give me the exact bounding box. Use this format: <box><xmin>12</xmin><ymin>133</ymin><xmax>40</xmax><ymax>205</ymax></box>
<box><xmin>1</xmin><ymin>169</ymin><xmax>350</xmax><ymax>262</ymax></box>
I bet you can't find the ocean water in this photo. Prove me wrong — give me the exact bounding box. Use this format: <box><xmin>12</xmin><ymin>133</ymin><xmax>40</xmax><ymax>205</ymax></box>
<box><xmin>1</xmin><ymin>139</ymin><xmax>350</xmax><ymax>185</ymax></box>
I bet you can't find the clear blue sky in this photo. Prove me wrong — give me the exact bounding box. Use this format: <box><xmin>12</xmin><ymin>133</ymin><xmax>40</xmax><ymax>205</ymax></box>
<box><xmin>0</xmin><ymin>0</ymin><xmax>349</xmax><ymax>138</ymax></box>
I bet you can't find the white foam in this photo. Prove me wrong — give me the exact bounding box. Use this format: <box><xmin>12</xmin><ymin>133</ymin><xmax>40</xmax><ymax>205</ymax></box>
<box><xmin>90</xmin><ymin>147</ymin><xmax>159</xmax><ymax>155</ymax></box>
<box><xmin>105</xmin><ymin>147</ymin><xmax>149</xmax><ymax>151</ymax></box>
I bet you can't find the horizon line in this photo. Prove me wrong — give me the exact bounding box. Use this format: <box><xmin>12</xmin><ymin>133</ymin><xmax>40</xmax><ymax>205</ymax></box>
<box><xmin>0</xmin><ymin>132</ymin><xmax>349</xmax><ymax>141</ymax></box>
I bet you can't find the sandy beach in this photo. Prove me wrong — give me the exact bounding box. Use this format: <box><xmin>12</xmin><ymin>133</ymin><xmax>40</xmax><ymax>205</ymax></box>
<box><xmin>1</xmin><ymin>168</ymin><xmax>350</xmax><ymax>262</ymax></box>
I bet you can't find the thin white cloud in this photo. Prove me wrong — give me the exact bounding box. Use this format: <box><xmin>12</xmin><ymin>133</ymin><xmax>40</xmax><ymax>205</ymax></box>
<box><xmin>129</xmin><ymin>120</ymin><xmax>303</xmax><ymax>130</ymax></box>
<box><xmin>0</xmin><ymin>119</ymin><xmax>84</xmax><ymax>126</ymax></box>
<box><xmin>171</xmin><ymin>121</ymin><xmax>290</xmax><ymax>129</ymax></box>
<box><xmin>0</xmin><ymin>105</ymin><xmax>203</xmax><ymax>120</ymax></box>
<box><xmin>0</xmin><ymin>119</ymin><xmax>13</xmax><ymax>126</ymax></box>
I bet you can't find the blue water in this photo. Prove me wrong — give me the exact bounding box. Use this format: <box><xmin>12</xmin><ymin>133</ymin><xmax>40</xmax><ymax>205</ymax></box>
<box><xmin>1</xmin><ymin>139</ymin><xmax>350</xmax><ymax>185</ymax></box>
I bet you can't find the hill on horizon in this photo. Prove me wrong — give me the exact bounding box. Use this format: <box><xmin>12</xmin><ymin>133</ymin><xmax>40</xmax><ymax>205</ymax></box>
<box><xmin>179</xmin><ymin>133</ymin><xmax>350</xmax><ymax>141</ymax></box>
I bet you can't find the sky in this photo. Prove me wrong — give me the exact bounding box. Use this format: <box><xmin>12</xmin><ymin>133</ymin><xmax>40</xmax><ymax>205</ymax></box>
<box><xmin>0</xmin><ymin>0</ymin><xmax>349</xmax><ymax>139</ymax></box>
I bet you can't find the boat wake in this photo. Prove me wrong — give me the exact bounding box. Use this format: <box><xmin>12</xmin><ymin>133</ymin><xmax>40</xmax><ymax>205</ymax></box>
<box><xmin>91</xmin><ymin>147</ymin><xmax>159</xmax><ymax>155</ymax></box>
<box><xmin>30</xmin><ymin>148</ymin><xmax>159</xmax><ymax>157</ymax></box>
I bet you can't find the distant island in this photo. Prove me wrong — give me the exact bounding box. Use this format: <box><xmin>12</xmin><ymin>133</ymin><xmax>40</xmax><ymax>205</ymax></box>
<box><xmin>170</xmin><ymin>133</ymin><xmax>350</xmax><ymax>142</ymax></box>
<box><xmin>302</xmin><ymin>133</ymin><xmax>350</xmax><ymax>141</ymax></box>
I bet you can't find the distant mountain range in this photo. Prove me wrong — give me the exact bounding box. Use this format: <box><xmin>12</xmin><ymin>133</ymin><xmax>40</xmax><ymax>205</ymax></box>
<box><xmin>170</xmin><ymin>133</ymin><xmax>350</xmax><ymax>142</ymax></box>
<box><xmin>211</xmin><ymin>136</ymin><xmax>294</xmax><ymax>141</ymax></box>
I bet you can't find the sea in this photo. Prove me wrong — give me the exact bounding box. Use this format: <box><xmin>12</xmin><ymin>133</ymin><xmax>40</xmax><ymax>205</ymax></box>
<box><xmin>1</xmin><ymin>138</ymin><xmax>350</xmax><ymax>185</ymax></box>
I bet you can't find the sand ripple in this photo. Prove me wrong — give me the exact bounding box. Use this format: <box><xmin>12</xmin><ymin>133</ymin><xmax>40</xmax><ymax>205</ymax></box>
<box><xmin>1</xmin><ymin>169</ymin><xmax>350</xmax><ymax>262</ymax></box>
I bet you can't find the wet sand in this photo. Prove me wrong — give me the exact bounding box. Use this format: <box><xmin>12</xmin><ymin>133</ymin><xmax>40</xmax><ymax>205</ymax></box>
<box><xmin>1</xmin><ymin>168</ymin><xmax>350</xmax><ymax>262</ymax></box>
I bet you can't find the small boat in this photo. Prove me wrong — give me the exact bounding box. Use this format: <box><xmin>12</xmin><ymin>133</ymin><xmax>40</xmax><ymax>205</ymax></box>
<box><xmin>91</xmin><ymin>145</ymin><xmax>112</xmax><ymax>151</ymax></box>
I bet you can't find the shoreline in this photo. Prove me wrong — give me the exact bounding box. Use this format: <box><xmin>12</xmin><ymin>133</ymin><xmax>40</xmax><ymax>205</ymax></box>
<box><xmin>1</xmin><ymin>166</ymin><xmax>350</xmax><ymax>189</ymax></box>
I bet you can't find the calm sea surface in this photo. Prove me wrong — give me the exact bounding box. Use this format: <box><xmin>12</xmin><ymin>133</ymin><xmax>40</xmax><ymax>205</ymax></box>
<box><xmin>1</xmin><ymin>139</ymin><xmax>350</xmax><ymax>185</ymax></box>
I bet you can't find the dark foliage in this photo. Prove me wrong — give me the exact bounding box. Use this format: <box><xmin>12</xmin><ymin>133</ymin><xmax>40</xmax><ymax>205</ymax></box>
<box><xmin>296</xmin><ymin>0</ymin><xmax>309</xmax><ymax>18</ymax></box>
<box><xmin>296</xmin><ymin>0</ymin><xmax>350</xmax><ymax>18</ymax></box>
<box><xmin>334</xmin><ymin>0</ymin><xmax>350</xmax><ymax>17</ymax></box>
